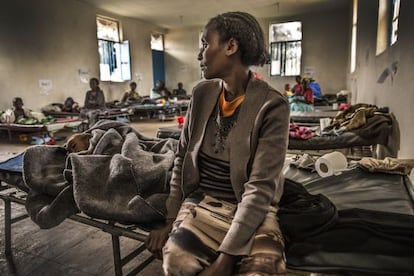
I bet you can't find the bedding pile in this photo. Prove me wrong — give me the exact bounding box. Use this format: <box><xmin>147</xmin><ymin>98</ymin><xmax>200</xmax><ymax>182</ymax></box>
<box><xmin>22</xmin><ymin>120</ymin><xmax>178</xmax><ymax>228</ymax></box>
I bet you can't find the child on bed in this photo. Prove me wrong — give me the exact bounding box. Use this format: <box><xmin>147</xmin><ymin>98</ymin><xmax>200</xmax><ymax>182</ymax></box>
<box><xmin>12</xmin><ymin>97</ymin><xmax>32</xmax><ymax>121</ymax></box>
<box><xmin>0</xmin><ymin>97</ymin><xmax>33</xmax><ymax>123</ymax></box>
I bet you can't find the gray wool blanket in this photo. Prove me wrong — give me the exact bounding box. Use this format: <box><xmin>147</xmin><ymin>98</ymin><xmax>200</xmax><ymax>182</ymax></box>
<box><xmin>23</xmin><ymin>120</ymin><xmax>178</xmax><ymax>229</ymax></box>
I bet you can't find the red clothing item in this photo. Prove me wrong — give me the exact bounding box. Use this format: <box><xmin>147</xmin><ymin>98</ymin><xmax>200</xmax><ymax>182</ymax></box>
<box><xmin>303</xmin><ymin>88</ymin><xmax>314</xmax><ymax>104</ymax></box>
<box><xmin>292</xmin><ymin>83</ymin><xmax>303</xmax><ymax>96</ymax></box>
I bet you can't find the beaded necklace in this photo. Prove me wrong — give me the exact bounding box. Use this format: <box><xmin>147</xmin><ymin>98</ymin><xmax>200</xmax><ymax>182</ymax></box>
<box><xmin>213</xmin><ymin>89</ymin><xmax>245</xmax><ymax>153</ymax></box>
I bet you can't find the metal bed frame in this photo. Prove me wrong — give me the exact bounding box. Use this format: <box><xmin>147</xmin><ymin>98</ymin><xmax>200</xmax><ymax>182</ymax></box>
<box><xmin>0</xmin><ymin>182</ymin><xmax>155</xmax><ymax>276</ymax></box>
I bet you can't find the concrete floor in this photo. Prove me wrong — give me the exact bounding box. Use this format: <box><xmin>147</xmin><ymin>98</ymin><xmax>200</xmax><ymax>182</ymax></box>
<box><xmin>0</xmin><ymin>119</ymin><xmax>176</xmax><ymax>276</ymax></box>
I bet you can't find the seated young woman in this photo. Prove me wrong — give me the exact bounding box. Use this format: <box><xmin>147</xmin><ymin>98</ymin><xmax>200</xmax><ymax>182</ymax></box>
<box><xmin>145</xmin><ymin>11</ymin><xmax>290</xmax><ymax>276</ymax></box>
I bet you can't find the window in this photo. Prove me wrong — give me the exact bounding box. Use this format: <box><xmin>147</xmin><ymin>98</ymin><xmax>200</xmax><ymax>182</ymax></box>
<box><xmin>350</xmin><ymin>0</ymin><xmax>358</xmax><ymax>73</ymax></box>
<box><xmin>151</xmin><ymin>33</ymin><xmax>164</xmax><ymax>51</ymax></box>
<box><xmin>97</xmin><ymin>16</ymin><xmax>119</xmax><ymax>41</ymax></box>
<box><xmin>376</xmin><ymin>0</ymin><xmax>400</xmax><ymax>55</ymax></box>
<box><xmin>269</xmin><ymin>21</ymin><xmax>302</xmax><ymax>76</ymax></box>
<box><xmin>96</xmin><ymin>16</ymin><xmax>131</xmax><ymax>82</ymax></box>
<box><xmin>390</xmin><ymin>0</ymin><xmax>400</xmax><ymax>45</ymax></box>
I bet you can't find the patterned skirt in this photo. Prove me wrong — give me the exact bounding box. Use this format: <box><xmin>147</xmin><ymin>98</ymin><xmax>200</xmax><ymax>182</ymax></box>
<box><xmin>162</xmin><ymin>193</ymin><xmax>286</xmax><ymax>276</ymax></box>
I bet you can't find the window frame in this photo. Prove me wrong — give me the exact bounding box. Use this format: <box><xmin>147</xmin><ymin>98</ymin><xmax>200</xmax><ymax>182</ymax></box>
<box><xmin>96</xmin><ymin>16</ymin><xmax>121</xmax><ymax>42</ymax></box>
<box><xmin>376</xmin><ymin>0</ymin><xmax>400</xmax><ymax>55</ymax></box>
<box><xmin>270</xmin><ymin>41</ymin><xmax>302</xmax><ymax>77</ymax></box>
<box><xmin>96</xmin><ymin>16</ymin><xmax>131</xmax><ymax>82</ymax></box>
<box><xmin>269</xmin><ymin>21</ymin><xmax>302</xmax><ymax>77</ymax></box>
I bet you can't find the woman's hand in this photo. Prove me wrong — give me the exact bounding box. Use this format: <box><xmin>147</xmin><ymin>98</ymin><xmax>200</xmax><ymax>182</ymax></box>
<box><xmin>145</xmin><ymin>220</ymin><xmax>174</xmax><ymax>259</ymax></box>
<box><xmin>198</xmin><ymin>253</ymin><xmax>237</xmax><ymax>276</ymax></box>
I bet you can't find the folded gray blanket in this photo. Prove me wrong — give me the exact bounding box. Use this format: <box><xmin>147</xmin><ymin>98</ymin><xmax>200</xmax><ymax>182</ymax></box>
<box><xmin>23</xmin><ymin>120</ymin><xmax>178</xmax><ymax>228</ymax></box>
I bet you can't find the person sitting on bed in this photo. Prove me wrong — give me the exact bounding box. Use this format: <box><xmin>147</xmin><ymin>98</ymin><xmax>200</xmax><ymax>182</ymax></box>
<box><xmin>81</xmin><ymin>78</ymin><xmax>106</xmax><ymax>127</ymax></box>
<box><xmin>145</xmin><ymin>11</ymin><xmax>289</xmax><ymax>276</ymax></box>
<box><xmin>121</xmin><ymin>81</ymin><xmax>141</xmax><ymax>104</ymax></box>
<box><xmin>288</xmin><ymin>78</ymin><xmax>314</xmax><ymax>112</ymax></box>
<box><xmin>284</xmin><ymin>83</ymin><xmax>293</xmax><ymax>97</ymax></box>
<box><xmin>150</xmin><ymin>80</ymin><xmax>171</xmax><ymax>101</ymax></box>
<box><xmin>309</xmin><ymin>78</ymin><xmax>322</xmax><ymax>99</ymax></box>
<box><xmin>83</xmin><ymin>78</ymin><xmax>106</xmax><ymax>110</ymax></box>
<box><xmin>172</xmin><ymin>82</ymin><xmax>187</xmax><ymax>98</ymax></box>
<box><xmin>0</xmin><ymin>97</ymin><xmax>39</xmax><ymax>124</ymax></box>
<box><xmin>12</xmin><ymin>97</ymin><xmax>32</xmax><ymax>121</ymax></box>
<box><xmin>292</xmin><ymin>75</ymin><xmax>303</xmax><ymax>95</ymax></box>
<box><xmin>301</xmin><ymin>78</ymin><xmax>314</xmax><ymax>105</ymax></box>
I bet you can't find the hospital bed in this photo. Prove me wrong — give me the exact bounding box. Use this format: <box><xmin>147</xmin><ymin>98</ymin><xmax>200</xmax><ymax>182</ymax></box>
<box><xmin>128</xmin><ymin>103</ymin><xmax>180</xmax><ymax>121</ymax></box>
<box><xmin>0</xmin><ymin>153</ymin><xmax>156</xmax><ymax>276</ymax></box>
<box><xmin>41</xmin><ymin>110</ymin><xmax>80</xmax><ymax>118</ymax></box>
<box><xmin>282</xmin><ymin>163</ymin><xmax>414</xmax><ymax>274</ymax></box>
<box><xmin>42</xmin><ymin>109</ymin><xmax>130</xmax><ymax>132</ymax></box>
<box><xmin>290</xmin><ymin>110</ymin><xmax>338</xmax><ymax>125</ymax></box>
<box><xmin>0</xmin><ymin>119</ymin><xmax>83</xmax><ymax>141</ymax></box>
<box><xmin>1</xmin><ymin>151</ymin><xmax>414</xmax><ymax>275</ymax></box>
<box><xmin>1</xmin><ymin>120</ymin><xmax>413</xmax><ymax>275</ymax></box>
<box><xmin>156</xmin><ymin>121</ymin><xmax>394</xmax><ymax>159</ymax></box>
<box><xmin>43</xmin><ymin>108</ymin><xmax>130</xmax><ymax>120</ymax></box>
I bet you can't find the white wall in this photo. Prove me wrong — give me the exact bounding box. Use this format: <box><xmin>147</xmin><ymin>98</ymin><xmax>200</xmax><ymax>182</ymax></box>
<box><xmin>1</xmin><ymin>0</ymin><xmax>413</xmax><ymax>158</ymax></box>
<box><xmin>0</xmin><ymin>0</ymin><xmax>164</xmax><ymax>112</ymax></box>
<box><xmin>163</xmin><ymin>2</ymin><xmax>414</xmax><ymax>159</ymax></box>
<box><xmin>164</xmin><ymin>6</ymin><xmax>350</xmax><ymax>95</ymax></box>
<box><xmin>164</xmin><ymin>26</ymin><xmax>203</xmax><ymax>94</ymax></box>
<box><xmin>349</xmin><ymin>0</ymin><xmax>414</xmax><ymax>158</ymax></box>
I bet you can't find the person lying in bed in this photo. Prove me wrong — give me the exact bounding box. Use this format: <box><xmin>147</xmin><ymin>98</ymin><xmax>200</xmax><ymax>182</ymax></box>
<box><xmin>145</xmin><ymin>11</ymin><xmax>290</xmax><ymax>276</ymax></box>
<box><xmin>65</xmin><ymin>132</ymin><xmax>92</xmax><ymax>154</ymax></box>
<box><xmin>62</xmin><ymin>97</ymin><xmax>80</xmax><ymax>113</ymax></box>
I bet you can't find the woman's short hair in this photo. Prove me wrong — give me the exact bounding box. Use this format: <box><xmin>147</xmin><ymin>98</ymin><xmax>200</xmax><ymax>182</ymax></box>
<box><xmin>206</xmin><ymin>11</ymin><xmax>269</xmax><ymax>67</ymax></box>
<box><xmin>90</xmin><ymin>77</ymin><xmax>99</xmax><ymax>85</ymax></box>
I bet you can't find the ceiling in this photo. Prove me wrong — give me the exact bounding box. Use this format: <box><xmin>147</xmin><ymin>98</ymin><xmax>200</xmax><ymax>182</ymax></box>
<box><xmin>80</xmin><ymin>0</ymin><xmax>349</xmax><ymax>29</ymax></box>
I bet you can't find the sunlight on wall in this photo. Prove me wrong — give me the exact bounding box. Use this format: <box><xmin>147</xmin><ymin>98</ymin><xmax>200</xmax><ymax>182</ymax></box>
<box><xmin>376</xmin><ymin>0</ymin><xmax>389</xmax><ymax>55</ymax></box>
<box><xmin>350</xmin><ymin>0</ymin><xmax>358</xmax><ymax>73</ymax></box>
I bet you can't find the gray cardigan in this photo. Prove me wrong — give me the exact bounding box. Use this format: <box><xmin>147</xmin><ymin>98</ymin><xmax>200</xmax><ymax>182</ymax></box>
<box><xmin>166</xmin><ymin>76</ymin><xmax>290</xmax><ymax>255</ymax></box>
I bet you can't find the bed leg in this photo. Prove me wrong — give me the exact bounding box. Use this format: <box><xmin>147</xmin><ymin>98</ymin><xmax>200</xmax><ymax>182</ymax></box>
<box><xmin>4</xmin><ymin>198</ymin><xmax>12</xmax><ymax>256</ymax></box>
<box><xmin>112</xmin><ymin>234</ymin><xmax>123</xmax><ymax>276</ymax></box>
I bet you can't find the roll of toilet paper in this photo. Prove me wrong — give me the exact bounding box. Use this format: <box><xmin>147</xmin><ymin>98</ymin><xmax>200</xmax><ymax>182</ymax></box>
<box><xmin>315</xmin><ymin>151</ymin><xmax>348</xmax><ymax>177</ymax></box>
